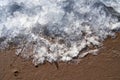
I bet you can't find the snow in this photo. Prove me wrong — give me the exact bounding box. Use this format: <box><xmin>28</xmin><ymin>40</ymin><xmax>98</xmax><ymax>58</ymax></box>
<box><xmin>0</xmin><ymin>0</ymin><xmax>120</xmax><ymax>65</ymax></box>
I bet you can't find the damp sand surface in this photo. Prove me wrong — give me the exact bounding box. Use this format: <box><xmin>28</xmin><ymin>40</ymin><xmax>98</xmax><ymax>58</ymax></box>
<box><xmin>0</xmin><ymin>33</ymin><xmax>120</xmax><ymax>80</ymax></box>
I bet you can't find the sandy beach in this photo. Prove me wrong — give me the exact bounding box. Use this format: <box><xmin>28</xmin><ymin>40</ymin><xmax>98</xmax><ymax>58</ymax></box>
<box><xmin>0</xmin><ymin>33</ymin><xmax>120</xmax><ymax>80</ymax></box>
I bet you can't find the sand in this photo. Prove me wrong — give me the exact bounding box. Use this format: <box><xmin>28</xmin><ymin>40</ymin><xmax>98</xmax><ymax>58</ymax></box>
<box><xmin>0</xmin><ymin>33</ymin><xmax>120</xmax><ymax>80</ymax></box>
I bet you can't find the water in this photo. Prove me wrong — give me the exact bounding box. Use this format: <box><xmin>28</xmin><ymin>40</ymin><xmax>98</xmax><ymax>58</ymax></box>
<box><xmin>0</xmin><ymin>0</ymin><xmax>120</xmax><ymax>65</ymax></box>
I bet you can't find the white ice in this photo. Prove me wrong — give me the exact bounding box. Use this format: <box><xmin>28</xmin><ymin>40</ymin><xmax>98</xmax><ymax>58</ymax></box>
<box><xmin>0</xmin><ymin>0</ymin><xmax>120</xmax><ymax>65</ymax></box>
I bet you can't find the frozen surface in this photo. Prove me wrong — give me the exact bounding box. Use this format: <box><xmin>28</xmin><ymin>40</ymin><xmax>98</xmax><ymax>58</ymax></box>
<box><xmin>0</xmin><ymin>0</ymin><xmax>120</xmax><ymax>65</ymax></box>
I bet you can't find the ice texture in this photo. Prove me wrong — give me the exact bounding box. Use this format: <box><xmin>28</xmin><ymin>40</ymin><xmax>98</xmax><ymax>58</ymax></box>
<box><xmin>0</xmin><ymin>0</ymin><xmax>120</xmax><ymax>65</ymax></box>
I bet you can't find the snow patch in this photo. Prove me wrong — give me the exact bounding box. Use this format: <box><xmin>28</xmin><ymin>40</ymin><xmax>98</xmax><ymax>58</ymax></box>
<box><xmin>0</xmin><ymin>0</ymin><xmax>120</xmax><ymax>65</ymax></box>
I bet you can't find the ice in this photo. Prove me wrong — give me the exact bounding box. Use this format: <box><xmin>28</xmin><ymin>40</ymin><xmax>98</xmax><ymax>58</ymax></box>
<box><xmin>0</xmin><ymin>0</ymin><xmax>120</xmax><ymax>65</ymax></box>
<box><xmin>79</xmin><ymin>49</ymin><xmax>99</xmax><ymax>58</ymax></box>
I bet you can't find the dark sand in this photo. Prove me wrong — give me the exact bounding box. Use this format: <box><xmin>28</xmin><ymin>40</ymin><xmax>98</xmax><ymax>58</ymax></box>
<box><xmin>0</xmin><ymin>33</ymin><xmax>120</xmax><ymax>80</ymax></box>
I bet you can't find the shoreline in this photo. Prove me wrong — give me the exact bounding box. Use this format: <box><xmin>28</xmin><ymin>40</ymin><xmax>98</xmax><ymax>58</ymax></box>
<box><xmin>0</xmin><ymin>33</ymin><xmax>120</xmax><ymax>80</ymax></box>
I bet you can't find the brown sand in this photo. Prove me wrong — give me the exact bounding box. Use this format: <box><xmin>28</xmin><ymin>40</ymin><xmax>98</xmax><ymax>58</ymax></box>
<box><xmin>0</xmin><ymin>33</ymin><xmax>120</xmax><ymax>80</ymax></box>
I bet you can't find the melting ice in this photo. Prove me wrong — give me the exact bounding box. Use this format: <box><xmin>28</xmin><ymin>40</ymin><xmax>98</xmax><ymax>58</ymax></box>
<box><xmin>0</xmin><ymin>0</ymin><xmax>120</xmax><ymax>65</ymax></box>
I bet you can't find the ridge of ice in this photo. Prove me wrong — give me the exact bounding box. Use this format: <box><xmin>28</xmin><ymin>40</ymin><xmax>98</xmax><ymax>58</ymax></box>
<box><xmin>0</xmin><ymin>0</ymin><xmax>120</xmax><ymax>65</ymax></box>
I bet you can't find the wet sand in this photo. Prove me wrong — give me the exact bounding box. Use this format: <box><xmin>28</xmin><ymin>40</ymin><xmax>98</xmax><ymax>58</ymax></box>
<box><xmin>0</xmin><ymin>33</ymin><xmax>120</xmax><ymax>80</ymax></box>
